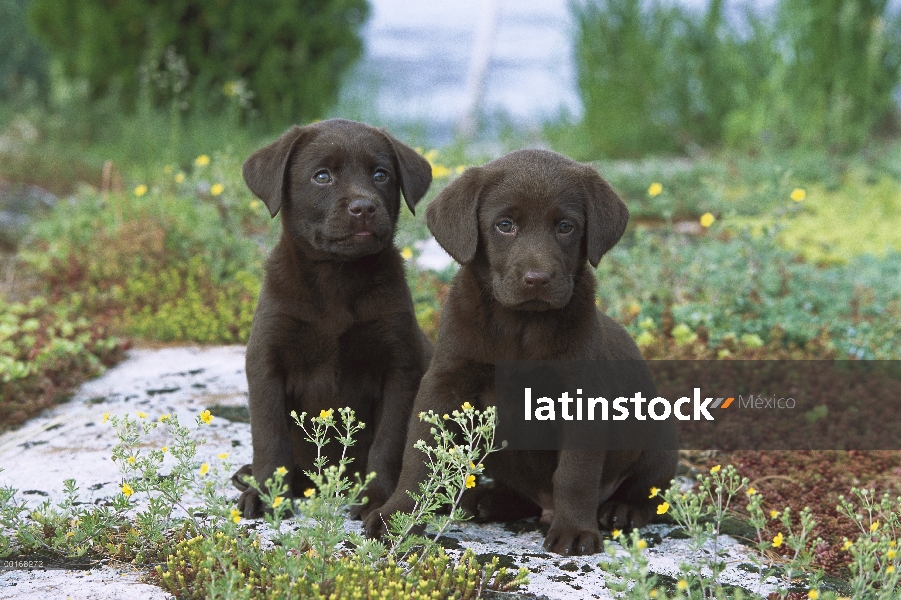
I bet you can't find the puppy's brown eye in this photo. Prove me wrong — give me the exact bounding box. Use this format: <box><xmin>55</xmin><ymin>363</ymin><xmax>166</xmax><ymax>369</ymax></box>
<box><xmin>558</xmin><ymin>221</ymin><xmax>574</xmax><ymax>234</ymax></box>
<box><xmin>496</xmin><ymin>219</ymin><xmax>515</xmax><ymax>234</ymax></box>
<box><xmin>313</xmin><ymin>170</ymin><xmax>332</xmax><ymax>184</ymax></box>
<box><xmin>373</xmin><ymin>169</ymin><xmax>388</xmax><ymax>183</ymax></box>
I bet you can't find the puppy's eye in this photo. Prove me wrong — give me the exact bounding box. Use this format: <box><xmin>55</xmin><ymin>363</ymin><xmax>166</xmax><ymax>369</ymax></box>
<box><xmin>496</xmin><ymin>219</ymin><xmax>515</xmax><ymax>234</ymax></box>
<box><xmin>373</xmin><ymin>169</ymin><xmax>388</xmax><ymax>183</ymax></box>
<box><xmin>558</xmin><ymin>221</ymin><xmax>574</xmax><ymax>234</ymax></box>
<box><xmin>313</xmin><ymin>170</ymin><xmax>332</xmax><ymax>184</ymax></box>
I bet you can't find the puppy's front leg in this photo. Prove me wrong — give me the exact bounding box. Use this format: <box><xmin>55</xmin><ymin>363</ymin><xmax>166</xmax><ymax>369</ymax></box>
<box><xmin>238</xmin><ymin>376</ymin><xmax>294</xmax><ymax>518</ymax></box>
<box><xmin>545</xmin><ymin>450</ymin><xmax>605</xmax><ymax>555</ymax></box>
<box><xmin>351</xmin><ymin>368</ymin><xmax>416</xmax><ymax>520</ymax></box>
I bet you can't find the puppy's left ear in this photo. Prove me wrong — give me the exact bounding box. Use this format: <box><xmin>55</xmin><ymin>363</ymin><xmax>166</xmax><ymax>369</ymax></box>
<box><xmin>580</xmin><ymin>165</ymin><xmax>629</xmax><ymax>268</ymax></box>
<box><xmin>382</xmin><ymin>131</ymin><xmax>432</xmax><ymax>214</ymax></box>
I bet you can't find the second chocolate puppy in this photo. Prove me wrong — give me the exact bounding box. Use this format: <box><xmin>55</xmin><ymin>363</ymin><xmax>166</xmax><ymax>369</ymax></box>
<box><xmin>364</xmin><ymin>149</ymin><xmax>677</xmax><ymax>555</ymax></box>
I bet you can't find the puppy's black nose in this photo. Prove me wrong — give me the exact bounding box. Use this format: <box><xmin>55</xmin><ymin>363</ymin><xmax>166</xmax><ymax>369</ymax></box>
<box><xmin>523</xmin><ymin>271</ymin><xmax>551</xmax><ymax>288</ymax></box>
<box><xmin>348</xmin><ymin>198</ymin><xmax>376</xmax><ymax>219</ymax></box>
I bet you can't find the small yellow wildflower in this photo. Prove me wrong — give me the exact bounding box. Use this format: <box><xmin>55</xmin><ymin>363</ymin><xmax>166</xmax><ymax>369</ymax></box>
<box><xmin>887</xmin><ymin>565</ymin><xmax>896</xmax><ymax>574</ymax></box>
<box><xmin>432</xmin><ymin>164</ymin><xmax>451</xmax><ymax>178</ymax></box>
<box><xmin>401</xmin><ymin>247</ymin><xmax>414</xmax><ymax>260</ymax></box>
<box><xmin>175</xmin><ymin>173</ymin><xmax>186</xmax><ymax>183</ymax></box>
<box><xmin>841</xmin><ymin>539</ymin><xmax>853</xmax><ymax>551</ymax></box>
<box><xmin>710</xmin><ymin>464</ymin><xmax>721</xmax><ymax>474</ymax></box>
<box><xmin>134</xmin><ymin>184</ymin><xmax>148</xmax><ymax>197</ymax></box>
<box><xmin>648</xmin><ymin>487</ymin><xmax>659</xmax><ymax>498</ymax></box>
<box><xmin>218</xmin><ymin>452</ymin><xmax>230</xmax><ymax>460</ymax></box>
<box><xmin>158</xmin><ymin>413</ymin><xmax>171</xmax><ymax>422</ymax></box>
<box><xmin>700</xmin><ymin>212</ymin><xmax>716</xmax><ymax>228</ymax></box>
<box><xmin>790</xmin><ymin>188</ymin><xmax>806</xmax><ymax>202</ymax></box>
<box><xmin>636</xmin><ymin>539</ymin><xmax>648</xmax><ymax>550</ymax></box>
<box><xmin>136</xmin><ymin>411</ymin><xmax>148</xmax><ymax>419</ymax></box>
<box><xmin>102</xmin><ymin>412</ymin><xmax>110</xmax><ymax>424</ymax></box>
<box><xmin>470</xmin><ymin>462</ymin><xmax>476</xmax><ymax>470</ymax></box>
<box><xmin>772</xmin><ymin>532</ymin><xmax>784</xmax><ymax>548</ymax></box>
<box><xmin>611</xmin><ymin>529</ymin><xmax>622</xmax><ymax>539</ymax></box>
<box><xmin>808</xmin><ymin>590</ymin><xmax>819</xmax><ymax>600</ymax></box>
<box><xmin>304</xmin><ymin>488</ymin><xmax>315</xmax><ymax>498</ymax></box>
<box><xmin>127</xmin><ymin>456</ymin><xmax>135</xmax><ymax>464</ymax></box>
<box><xmin>657</xmin><ymin>502</ymin><xmax>670</xmax><ymax>515</ymax></box>
<box><xmin>892</xmin><ymin>540</ymin><xmax>897</xmax><ymax>547</ymax></box>
<box><xmin>276</xmin><ymin>466</ymin><xmax>288</xmax><ymax>476</ymax></box>
<box><xmin>443</xmin><ymin>414</ymin><xmax>449</xmax><ymax>419</ymax></box>
<box><xmin>455</xmin><ymin>165</ymin><xmax>466</xmax><ymax>174</ymax></box>
<box><xmin>161</xmin><ymin>446</ymin><xmax>168</xmax><ymax>453</ymax></box>
<box><xmin>770</xmin><ymin>510</ymin><xmax>779</xmax><ymax>518</ymax></box>
<box><xmin>677</xmin><ymin>579</ymin><xmax>688</xmax><ymax>591</ymax></box>
<box><xmin>319</xmin><ymin>409</ymin><xmax>333</xmax><ymax>419</ymax></box>
<box><xmin>210</xmin><ymin>183</ymin><xmax>224</xmax><ymax>196</ymax></box>
<box><xmin>461</xmin><ymin>402</ymin><xmax>473</xmax><ymax>411</ymax></box>
<box><xmin>230</xmin><ymin>509</ymin><xmax>241</xmax><ymax>524</ymax></box>
<box><xmin>200</xmin><ymin>410</ymin><xmax>213</xmax><ymax>424</ymax></box>
<box><xmin>199</xmin><ymin>462</ymin><xmax>209</xmax><ymax>476</ymax></box>
<box><xmin>249</xmin><ymin>199</ymin><xmax>260</xmax><ymax>210</ymax></box>
<box><xmin>888</xmin><ymin>549</ymin><xmax>896</xmax><ymax>559</ymax></box>
<box><xmin>272</xmin><ymin>496</ymin><xmax>284</xmax><ymax>508</ymax></box>
<box><xmin>465</xmin><ymin>474</ymin><xmax>476</xmax><ymax>489</ymax></box>
<box><xmin>195</xmin><ymin>154</ymin><xmax>210</xmax><ymax>167</ymax></box>
<box><xmin>66</xmin><ymin>531</ymin><xmax>75</xmax><ymax>538</ymax></box>
<box><xmin>649</xmin><ymin>590</ymin><xmax>659</xmax><ymax>598</ymax></box>
<box><xmin>648</xmin><ymin>182</ymin><xmax>663</xmax><ymax>197</ymax></box>
<box><xmin>746</xmin><ymin>487</ymin><xmax>757</xmax><ymax>496</ymax></box>
<box><xmin>871</xmin><ymin>521</ymin><xmax>880</xmax><ymax>532</ymax></box>
<box><xmin>121</xmin><ymin>483</ymin><xmax>134</xmax><ymax>497</ymax></box>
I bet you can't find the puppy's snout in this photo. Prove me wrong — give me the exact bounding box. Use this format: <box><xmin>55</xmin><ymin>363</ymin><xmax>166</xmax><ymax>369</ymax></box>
<box><xmin>523</xmin><ymin>271</ymin><xmax>551</xmax><ymax>288</ymax></box>
<box><xmin>348</xmin><ymin>198</ymin><xmax>377</xmax><ymax>219</ymax></box>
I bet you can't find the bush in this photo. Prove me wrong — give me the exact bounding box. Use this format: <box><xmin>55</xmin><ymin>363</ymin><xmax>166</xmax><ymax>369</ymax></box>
<box><xmin>28</xmin><ymin>0</ymin><xmax>370</xmax><ymax>126</ymax></box>
<box><xmin>0</xmin><ymin>0</ymin><xmax>47</xmax><ymax>101</ymax></box>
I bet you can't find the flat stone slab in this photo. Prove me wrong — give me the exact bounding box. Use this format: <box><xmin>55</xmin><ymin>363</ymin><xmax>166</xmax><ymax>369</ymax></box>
<box><xmin>0</xmin><ymin>346</ymin><xmax>778</xmax><ymax>599</ymax></box>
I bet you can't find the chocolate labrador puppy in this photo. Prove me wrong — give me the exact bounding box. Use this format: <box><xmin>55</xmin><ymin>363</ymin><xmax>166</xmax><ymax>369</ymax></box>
<box><xmin>234</xmin><ymin>119</ymin><xmax>433</xmax><ymax>519</ymax></box>
<box><xmin>363</xmin><ymin>149</ymin><xmax>677</xmax><ymax>555</ymax></box>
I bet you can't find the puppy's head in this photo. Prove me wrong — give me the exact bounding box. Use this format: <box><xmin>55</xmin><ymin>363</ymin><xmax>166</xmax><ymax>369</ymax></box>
<box><xmin>426</xmin><ymin>149</ymin><xmax>628</xmax><ymax>310</ymax></box>
<box><xmin>243</xmin><ymin>119</ymin><xmax>432</xmax><ymax>260</ymax></box>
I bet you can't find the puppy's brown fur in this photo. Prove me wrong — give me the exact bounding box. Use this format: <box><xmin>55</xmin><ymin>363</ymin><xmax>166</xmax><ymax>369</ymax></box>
<box><xmin>363</xmin><ymin>149</ymin><xmax>677</xmax><ymax>555</ymax></box>
<box><xmin>234</xmin><ymin>119</ymin><xmax>433</xmax><ymax>519</ymax></box>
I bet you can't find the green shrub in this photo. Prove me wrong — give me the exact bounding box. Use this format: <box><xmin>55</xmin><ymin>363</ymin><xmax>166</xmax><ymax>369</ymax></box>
<box><xmin>0</xmin><ymin>0</ymin><xmax>47</xmax><ymax>101</ymax></box>
<box><xmin>28</xmin><ymin>0</ymin><xmax>369</xmax><ymax>126</ymax></box>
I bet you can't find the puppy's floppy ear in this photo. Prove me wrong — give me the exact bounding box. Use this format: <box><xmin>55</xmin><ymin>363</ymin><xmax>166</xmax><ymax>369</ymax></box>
<box><xmin>580</xmin><ymin>165</ymin><xmax>629</xmax><ymax>268</ymax></box>
<box><xmin>426</xmin><ymin>167</ymin><xmax>483</xmax><ymax>265</ymax></box>
<box><xmin>242</xmin><ymin>125</ymin><xmax>310</xmax><ymax>218</ymax></box>
<box><xmin>381</xmin><ymin>130</ymin><xmax>432</xmax><ymax>214</ymax></box>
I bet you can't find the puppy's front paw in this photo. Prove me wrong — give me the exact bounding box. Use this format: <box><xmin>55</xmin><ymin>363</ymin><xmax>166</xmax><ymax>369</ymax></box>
<box><xmin>597</xmin><ymin>500</ymin><xmax>656</xmax><ymax>531</ymax></box>
<box><xmin>543</xmin><ymin>521</ymin><xmax>602</xmax><ymax>556</ymax></box>
<box><xmin>237</xmin><ymin>488</ymin><xmax>264</xmax><ymax>519</ymax></box>
<box><xmin>363</xmin><ymin>507</ymin><xmax>393</xmax><ymax>539</ymax></box>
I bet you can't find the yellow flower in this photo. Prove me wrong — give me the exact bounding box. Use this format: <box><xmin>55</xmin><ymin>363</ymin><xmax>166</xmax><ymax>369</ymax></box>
<box><xmin>808</xmin><ymin>590</ymin><xmax>819</xmax><ymax>599</ymax></box>
<box><xmin>200</xmin><ymin>410</ymin><xmax>213</xmax><ymax>424</ymax></box>
<box><xmin>230</xmin><ymin>509</ymin><xmax>241</xmax><ymax>524</ymax></box>
<box><xmin>199</xmin><ymin>463</ymin><xmax>209</xmax><ymax>476</ymax></box>
<box><xmin>432</xmin><ymin>165</ymin><xmax>451</xmax><ymax>178</ymax></box>
<box><xmin>677</xmin><ymin>579</ymin><xmax>688</xmax><ymax>591</ymax></box>
<box><xmin>892</xmin><ymin>540</ymin><xmax>897</xmax><ymax>547</ymax></box>
<box><xmin>102</xmin><ymin>412</ymin><xmax>110</xmax><ymax>424</ymax></box>
<box><xmin>461</xmin><ymin>402</ymin><xmax>473</xmax><ymax>411</ymax></box>
<box><xmin>772</xmin><ymin>532</ymin><xmax>784</xmax><ymax>547</ymax></box>
<box><xmin>423</xmin><ymin>149</ymin><xmax>439</xmax><ymax>163</ymax></box>
<box><xmin>648</xmin><ymin>487</ymin><xmax>659</xmax><ymax>498</ymax></box>
<box><xmin>470</xmin><ymin>462</ymin><xmax>476</xmax><ymax>470</ymax></box>
<box><xmin>174</xmin><ymin>173</ymin><xmax>186</xmax><ymax>183</ymax></box>
<box><xmin>223</xmin><ymin>81</ymin><xmax>239</xmax><ymax>97</ymax></box>
<box><xmin>401</xmin><ymin>247</ymin><xmax>414</xmax><ymax>260</ymax></box>
<box><xmin>137</xmin><ymin>411</ymin><xmax>148</xmax><ymax>419</ymax></box>
<box><xmin>770</xmin><ymin>510</ymin><xmax>779</xmax><ymax>518</ymax></box>
<box><xmin>276</xmin><ymin>466</ymin><xmax>288</xmax><ymax>476</ymax></box>
<box><xmin>210</xmin><ymin>183</ymin><xmax>224</xmax><ymax>196</ymax></box>
<box><xmin>887</xmin><ymin>549</ymin><xmax>896</xmax><ymax>559</ymax></box>
<box><xmin>134</xmin><ymin>184</ymin><xmax>148</xmax><ymax>197</ymax></box>
<box><xmin>790</xmin><ymin>188</ymin><xmax>806</xmax><ymax>202</ymax></box>
<box><xmin>304</xmin><ymin>488</ymin><xmax>315</xmax><ymax>498</ymax></box>
<box><xmin>455</xmin><ymin>165</ymin><xmax>466</xmax><ymax>174</ymax></box>
<box><xmin>648</xmin><ymin>182</ymin><xmax>663</xmax><ymax>197</ymax></box>
<box><xmin>195</xmin><ymin>155</ymin><xmax>210</xmax><ymax>167</ymax></box>
<box><xmin>656</xmin><ymin>502</ymin><xmax>670</xmax><ymax>515</ymax></box>
<box><xmin>887</xmin><ymin>565</ymin><xmax>896</xmax><ymax>574</ymax></box>
<box><xmin>66</xmin><ymin>531</ymin><xmax>75</xmax><ymax>538</ymax></box>
<box><xmin>272</xmin><ymin>496</ymin><xmax>284</xmax><ymax>508</ymax></box>
<box><xmin>636</xmin><ymin>539</ymin><xmax>647</xmax><ymax>550</ymax></box>
<box><xmin>121</xmin><ymin>483</ymin><xmax>134</xmax><ymax>497</ymax></box>
<box><xmin>158</xmin><ymin>413</ymin><xmax>171</xmax><ymax>422</ymax></box>
<box><xmin>871</xmin><ymin>521</ymin><xmax>880</xmax><ymax>532</ymax></box>
<box><xmin>710</xmin><ymin>464</ymin><xmax>721</xmax><ymax>474</ymax></box>
<box><xmin>443</xmin><ymin>414</ymin><xmax>449</xmax><ymax>420</ymax></box>
<box><xmin>319</xmin><ymin>409</ymin><xmax>333</xmax><ymax>419</ymax></box>
<box><xmin>841</xmin><ymin>539</ymin><xmax>853</xmax><ymax>551</ymax></box>
<box><xmin>611</xmin><ymin>529</ymin><xmax>622</xmax><ymax>539</ymax></box>
<box><xmin>700</xmin><ymin>212</ymin><xmax>716</xmax><ymax>228</ymax></box>
<box><xmin>249</xmin><ymin>199</ymin><xmax>261</xmax><ymax>210</ymax></box>
<box><xmin>127</xmin><ymin>456</ymin><xmax>135</xmax><ymax>464</ymax></box>
<box><xmin>161</xmin><ymin>446</ymin><xmax>168</xmax><ymax>453</ymax></box>
<box><xmin>218</xmin><ymin>452</ymin><xmax>230</xmax><ymax>460</ymax></box>
<box><xmin>746</xmin><ymin>487</ymin><xmax>757</xmax><ymax>496</ymax></box>
<box><xmin>649</xmin><ymin>590</ymin><xmax>658</xmax><ymax>598</ymax></box>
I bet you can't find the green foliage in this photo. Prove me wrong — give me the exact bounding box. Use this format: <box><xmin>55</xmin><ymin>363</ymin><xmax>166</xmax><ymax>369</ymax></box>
<box><xmin>28</xmin><ymin>0</ymin><xmax>369</xmax><ymax>127</ymax></box>
<box><xmin>569</xmin><ymin>0</ymin><xmax>901</xmax><ymax>158</ymax></box>
<box><xmin>0</xmin><ymin>0</ymin><xmax>47</xmax><ymax>101</ymax></box>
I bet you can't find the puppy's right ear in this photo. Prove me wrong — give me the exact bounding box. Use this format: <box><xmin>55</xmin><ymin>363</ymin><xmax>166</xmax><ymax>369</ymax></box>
<box><xmin>425</xmin><ymin>167</ymin><xmax>483</xmax><ymax>265</ymax></box>
<box><xmin>242</xmin><ymin>126</ymin><xmax>310</xmax><ymax>217</ymax></box>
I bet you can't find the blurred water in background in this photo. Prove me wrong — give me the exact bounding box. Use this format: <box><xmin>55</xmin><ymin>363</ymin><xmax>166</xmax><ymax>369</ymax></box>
<box><xmin>337</xmin><ymin>0</ymin><xmax>781</xmax><ymax>144</ymax></box>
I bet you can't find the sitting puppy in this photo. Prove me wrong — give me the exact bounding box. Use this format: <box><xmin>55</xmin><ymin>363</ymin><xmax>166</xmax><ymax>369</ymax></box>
<box><xmin>234</xmin><ymin>119</ymin><xmax>434</xmax><ymax>519</ymax></box>
<box><xmin>363</xmin><ymin>149</ymin><xmax>677</xmax><ymax>555</ymax></box>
